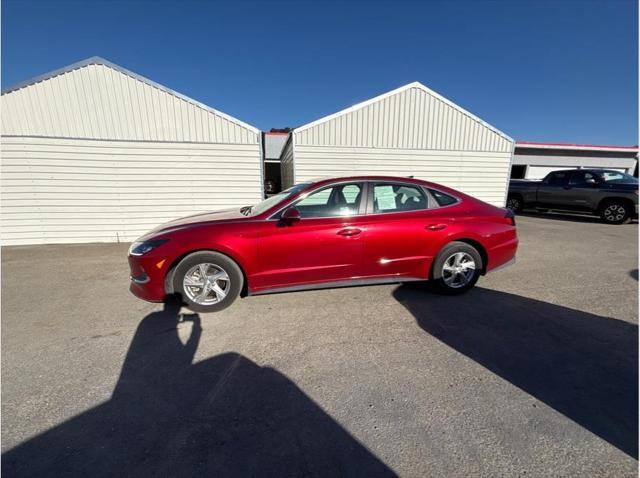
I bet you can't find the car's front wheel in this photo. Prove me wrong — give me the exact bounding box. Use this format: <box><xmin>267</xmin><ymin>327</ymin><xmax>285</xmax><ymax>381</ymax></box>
<box><xmin>431</xmin><ymin>242</ymin><xmax>482</xmax><ymax>294</ymax></box>
<box><xmin>173</xmin><ymin>251</ymin><xmax>243</xmax><ymax>313</ymax></box>
<box><xmin>599</xmin><ymin>200</ymin><xmax>633</xmax><ymax>225</ymax></box>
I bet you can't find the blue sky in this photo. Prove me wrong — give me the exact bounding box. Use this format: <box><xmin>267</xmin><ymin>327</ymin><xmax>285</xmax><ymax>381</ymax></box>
<box><xmin>2</xmin><ymin>0</ymin><xmax>638</xmax><ymax>144</ymax></box>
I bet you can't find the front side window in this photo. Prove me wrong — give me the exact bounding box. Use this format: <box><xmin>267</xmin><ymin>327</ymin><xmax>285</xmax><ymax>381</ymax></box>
<box><xmin>294</xmin><ymin>182</ymin><xmax>363</xmax><ymax>218</ymax></box>
<box><xmin>372</xmin><ymin>183</ymin><xmax>427</xmax><ymax>213</ymax></box>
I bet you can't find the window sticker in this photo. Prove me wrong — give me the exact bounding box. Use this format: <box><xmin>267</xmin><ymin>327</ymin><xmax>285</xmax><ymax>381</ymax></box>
<box><xmin>375</xmin><ymin>186</ymin><xmax>397</xmax><ymax>211</ymax></box>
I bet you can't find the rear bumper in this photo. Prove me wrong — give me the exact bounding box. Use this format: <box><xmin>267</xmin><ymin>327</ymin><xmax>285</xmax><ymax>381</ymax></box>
<box><xmin>486</xmin><ymin>237</ymin><xmax>518</xmax><ymax>273</ymax></box>
<box><xmin>491</xmin><ymin>256</ymin><xmax>515</xmax><ymax>272</ymax></box>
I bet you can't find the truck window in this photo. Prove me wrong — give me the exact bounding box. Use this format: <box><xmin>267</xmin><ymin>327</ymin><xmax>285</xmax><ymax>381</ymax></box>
<box><xmin>544</xmin><ymin>172</ymin><xmax>568</xmax><ymax>186</ymax></box>
<box><xmin>569</xmin><ymin>171</ymin><xmax>596</xmax><ymax>186</ymax></box>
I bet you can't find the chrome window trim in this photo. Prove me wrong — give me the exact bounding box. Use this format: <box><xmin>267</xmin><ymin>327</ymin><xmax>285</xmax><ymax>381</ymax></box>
<box><xmin>266</xmin><ymin>179</ymin><xmax>462</xmax><ymax>221</ymax></box>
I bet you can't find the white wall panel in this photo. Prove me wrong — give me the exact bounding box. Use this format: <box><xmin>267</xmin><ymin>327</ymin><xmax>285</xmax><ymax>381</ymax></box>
<box><xmin>292</xmin><ymin>145</ymin><xmax>511</xmax><ymax>206</ymax></box>
<box><xmin>1</xmin><ymin>59</ymin><xmax>259</xmax><ymax>144</ymax></box>
<box><xmin>295</xmin><ymin>83</ymin><xmax>512</xmax><ymax>152</ymax></box>
<box><xmin>280</xmin><ymin>138</ymin><xmax>295</xmax><ymax>189</ymax></box>
<box><xmin>1</xmin><ymin>137</ymin><xmax>262</xmax><ymax>245</ymax></box>
<box><xmin>290</xmin><ymin>82</ymin><xmax>514</xmax><ymax>206</ymax></box>
<box><xmin>513</xmin><ymin>153</ymin><xmax>637</xmax><ymax>175</ymax></box>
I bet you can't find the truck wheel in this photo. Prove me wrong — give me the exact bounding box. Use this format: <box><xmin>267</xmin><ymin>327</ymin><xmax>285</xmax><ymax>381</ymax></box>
<box><xmin>599</xmin><ymin>201</ymin><xmax>632</xmax><ymax>225</ymax></box>
<box><xmin>506</xmin><ymin>194</ymin><xmax>523</xmax><ymax>213</ymax></box>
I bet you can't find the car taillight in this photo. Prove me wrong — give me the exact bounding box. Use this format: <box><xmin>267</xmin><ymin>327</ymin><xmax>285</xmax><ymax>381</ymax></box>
<box><xmin>504</xmin><ymin>208</ymin><xmax>516</xmax><ymax>226</ymax></box>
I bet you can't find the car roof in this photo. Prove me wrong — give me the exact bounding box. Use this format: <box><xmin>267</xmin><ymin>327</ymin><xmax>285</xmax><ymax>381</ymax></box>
<box><xmin>307</xmin><ymin>175</ymin><xmax>429</xmax><ymax>188</ymax></box>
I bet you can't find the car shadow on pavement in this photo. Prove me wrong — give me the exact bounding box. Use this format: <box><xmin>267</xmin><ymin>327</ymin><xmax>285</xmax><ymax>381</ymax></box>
<box><xmin>393</xmin><ymin>284</ymin><xmax>638</xmax><ymax>459</ymax></box>
<box><xmin>2</xmin><ymin>299</ymin><xmax>395</xmax><ymax>478</ymax></box>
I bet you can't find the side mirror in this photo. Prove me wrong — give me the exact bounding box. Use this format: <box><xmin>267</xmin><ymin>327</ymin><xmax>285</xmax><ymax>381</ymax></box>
<box><xmin>586</xmin><ymin>178</ymin><xmax>597</xmax><ymax>186</ymax></box>
<box><xmin>281</xmin><ymin>206</ymin><xmax>301</xmax><ymax>223</ymax></box>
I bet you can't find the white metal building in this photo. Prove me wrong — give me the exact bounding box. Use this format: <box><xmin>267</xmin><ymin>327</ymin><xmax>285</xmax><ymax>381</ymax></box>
<box><xmin>280</xmin><ymin>82</ymin><xmax>514</xmax><ymax>207</ymax></box>
<box><xmin>1</xmin><ymin>57</ymin><xmax>262</xmax><ymax>245</ymax></box>
<box><xmin>511</xmin><ymin>142</ymin><xmax>638</xmax><ymax>179</ymax></box>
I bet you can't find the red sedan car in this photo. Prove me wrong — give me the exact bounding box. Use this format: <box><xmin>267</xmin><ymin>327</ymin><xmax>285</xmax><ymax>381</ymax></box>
<box><xmin>129</xmin><ymin>176</ymin><xmax>518</xmax><ymax>312</ymax></box>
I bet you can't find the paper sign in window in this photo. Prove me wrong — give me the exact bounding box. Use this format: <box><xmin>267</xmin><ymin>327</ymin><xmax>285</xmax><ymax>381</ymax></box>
<box><xmin>375</xmin><ymin>186</ymin><xmax>397</xmax><ymax>211</ymax></box>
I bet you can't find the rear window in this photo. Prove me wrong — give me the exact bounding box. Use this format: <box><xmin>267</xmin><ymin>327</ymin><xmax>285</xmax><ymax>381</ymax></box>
<box><xmin>428</xmin><ymin>189</ymin><xmax>458</xmax><ymax>207</ymax></box>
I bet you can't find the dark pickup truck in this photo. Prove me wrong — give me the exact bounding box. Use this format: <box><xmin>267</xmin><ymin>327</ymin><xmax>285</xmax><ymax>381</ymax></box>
<box><xmin>507</xmin><ymin>169</ymin><xmax>638</xmax><ymax>224</ymax></box>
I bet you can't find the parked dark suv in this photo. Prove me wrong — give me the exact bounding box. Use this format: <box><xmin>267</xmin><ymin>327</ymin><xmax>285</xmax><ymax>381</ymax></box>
<box><xmin>508</xmin><ymin>169</ymin><xmax>638</xmax><ymax>224</ymax></box>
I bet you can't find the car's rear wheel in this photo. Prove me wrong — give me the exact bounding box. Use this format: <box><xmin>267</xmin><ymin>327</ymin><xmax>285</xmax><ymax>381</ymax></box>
<box><xmin>599</xmin><ymin>200</ymin><xmax>632</xmax><ymax>225</ymax></box>
<box><xmin>173</xmin><ymin>251</ymin><xmax>243</xmax><ymax>313</ymax></box>
<box><xmin>431</xmin><ymin>242</ymin><xmax>482</xmax><ymax>294</ymax></box>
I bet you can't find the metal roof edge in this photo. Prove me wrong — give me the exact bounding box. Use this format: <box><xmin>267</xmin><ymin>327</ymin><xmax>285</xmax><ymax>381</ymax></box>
<box><xmin>1</xmin><ymin>56</ymin><xmax>261</xmax><ymax>135</ymax></box>
<box><xmin>293</xmin><ymin>81</ymin><xmax>514</xmax><ymax>143</ymax></box>
<box><xmin>1</xmin><ymin>56</ymin><xmax>104</xmax><ymax>94</ymax></box>
<box><xmin>516</xmin><ymin>141</ymin><xmax>638</xmax><ymax>152</ymax></box>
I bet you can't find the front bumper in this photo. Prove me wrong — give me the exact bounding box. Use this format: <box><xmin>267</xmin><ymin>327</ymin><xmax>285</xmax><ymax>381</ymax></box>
<box><xmin>128</xmin><ymin>253</ymin><xmax>169</xmax><ymax>302</ymax></box>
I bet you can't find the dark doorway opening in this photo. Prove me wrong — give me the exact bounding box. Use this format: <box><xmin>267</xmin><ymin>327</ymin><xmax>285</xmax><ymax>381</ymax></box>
<box><xmin>264</xmin><ymin>162</ymin><xmax>282</xmax><ymax>196</ymax></box>
<box><xmin>510</xmin><ymin>164</ymin><xmax>526</xmax><ymax>179</ymax></box>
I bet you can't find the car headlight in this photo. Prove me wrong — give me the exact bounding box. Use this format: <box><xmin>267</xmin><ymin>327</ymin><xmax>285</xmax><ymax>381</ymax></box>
<box><xmin>128</xmin><ymin>239</ymin><xmax>168</xmax><ymax>256</ymax></box>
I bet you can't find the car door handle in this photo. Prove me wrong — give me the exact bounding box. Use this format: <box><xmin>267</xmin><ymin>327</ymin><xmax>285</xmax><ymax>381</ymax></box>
<box><xmin>425</xmin><ymin>223</ymin><xmax>447</xmax><ymax>231</ymax></box>
<box><xmin>337</xmin><ymin>227</ymin><xmax>362</xmax><ymax>237</ymax></box>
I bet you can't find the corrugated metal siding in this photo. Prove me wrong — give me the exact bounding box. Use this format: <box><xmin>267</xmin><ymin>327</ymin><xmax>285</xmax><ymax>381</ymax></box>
<box><xmin>295</xmin><ymin>86</ymin><xmax>511</xmax><ymax>152</ymax></box>
<box><xmin>1</xmin><ymin>63</ymin><xmax>258</xmax><ymax>144</ymax></box>
<box><xmin>1</xmin><ymin>137</ymin><xmax>262</xmax><ymax>245</ymax></box>
<box><xmin>280</xmin><ymin>139</ymin><xmax>295</xmax><ymax>189</ymax></box>
<box><xmin>512</xmin><ymin>153</ymin><xmax>638</xmax><ymax>171</ymax></box>
<box><xmin>292</xmin><ymin>145</ymin><xmax>511</xmax><ymax>206</ymax></box>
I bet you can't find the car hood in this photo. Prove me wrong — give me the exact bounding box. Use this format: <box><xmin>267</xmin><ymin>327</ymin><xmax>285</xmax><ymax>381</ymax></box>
<box><xmin>141</xmin><ymin>208</ymin><xmax>249</xmax><ymax>238</ymax></box>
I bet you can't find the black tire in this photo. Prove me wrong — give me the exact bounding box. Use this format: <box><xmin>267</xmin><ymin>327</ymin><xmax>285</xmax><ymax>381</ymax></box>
<box><xmin>506</xmin><ymin>194</ymin><xmax>523</xmax><ymax>213</ymax></box>
<box><xmin>173</xmin><ymin>251</ymin><xmax>243</xmax><ymax>313</ymax></box>
<box><xmin>430</xmin><ymin>241</ymin><xmax>483</xmax><ymax>295</ymax></box>
<box><xmin>599</xmin><ymin>200</ymin><xmax>632</xmax><ymax>225</ymax></box>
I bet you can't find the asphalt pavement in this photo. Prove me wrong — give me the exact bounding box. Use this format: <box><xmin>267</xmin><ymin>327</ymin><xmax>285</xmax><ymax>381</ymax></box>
<box><xmin>1</xmin><ymin>213</ymin><xmax>638</xmax><ymax>477</ymax></box>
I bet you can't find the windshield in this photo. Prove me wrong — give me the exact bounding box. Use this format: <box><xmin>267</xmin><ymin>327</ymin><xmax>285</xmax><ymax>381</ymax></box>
<box><xmin>245</xmin><ymin>183</ymin><xmax>312</xmax><ymax>216</ymax></box>
<box><xmin>596</xmin><ymin>170</ymin><xmax>638</xmax><ymax>184</ymax></box>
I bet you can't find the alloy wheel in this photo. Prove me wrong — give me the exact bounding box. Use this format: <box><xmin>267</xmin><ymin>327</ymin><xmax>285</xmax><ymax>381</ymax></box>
<box><xmin>603</xmin><ymin>204</ymin><xmax>626</xmax><ymax>223</ymax></box>
<box><xmin>442</xmin><ymin>252</ymin><xmax>476</xmax><ymax>288</ymax></box>
<box><xmin>182</xmin><ymin>263</ymin><xmax>230</xmax><ymax>305</ymax></box>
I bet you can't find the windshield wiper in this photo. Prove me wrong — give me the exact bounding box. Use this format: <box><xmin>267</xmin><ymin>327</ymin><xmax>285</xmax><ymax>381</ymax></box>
<box><xmin>240</xmin><ymin>206</ymin><xmax>252</xmax><ymax>216</ymax></box>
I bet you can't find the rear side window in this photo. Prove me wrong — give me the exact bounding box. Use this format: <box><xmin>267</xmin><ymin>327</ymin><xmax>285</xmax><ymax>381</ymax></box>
<box><xmin>544</xmin><ymin>172</ymin><xmax>568</xmax><ymax>186</ymax></box>
<box><xmin>372</xmin><ymin>183</ymin><xmax>427</xmax><ymax>213</ymax></box>
<box><xmin>428</xmin><ymin>189</ymin><xmax>458</xmax><ymax>207</ymax></box>
<box><xmin>569</xmin><ymin>171</ymin><xmax>596</xmax><ymax>186</ymax></box>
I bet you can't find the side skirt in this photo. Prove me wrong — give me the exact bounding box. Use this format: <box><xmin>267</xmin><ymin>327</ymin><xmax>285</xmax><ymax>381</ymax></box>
<box><xmin>249</xmin><ymin>276</ymin><xmax>424</xmax><ymax>296</ymax></box>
